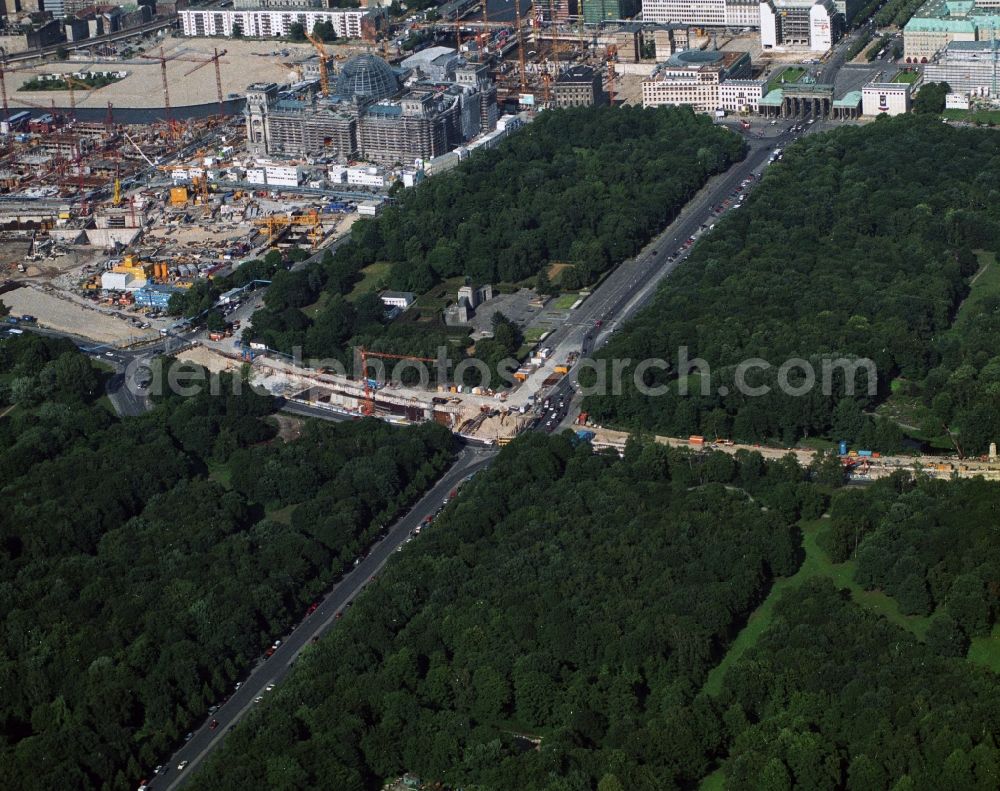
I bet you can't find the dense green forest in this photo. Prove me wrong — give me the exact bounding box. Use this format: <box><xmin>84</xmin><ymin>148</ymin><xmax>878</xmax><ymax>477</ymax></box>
<box><xmin>583</xmin><ymin>116</ymin><xmax>1000</xmax><ymax>454</ymax></box>
<box><xmin>720</xmin><ymin>579</ymin><xmax>1000</xmax><ymax>789</ymax></box>
<box><xmin>824</xmin><ymin>475</ymin><xmax>999</xmax><ymax>637</ymax></box>
<box><xmin>185</xmin><ymin>434</ymin><xmax>1000</xmax><ymax>791</ymax></box>
<box><xmin>186</xmin><ymin>434</ymin><xmax>822</xmax><ymax>791</ymax></box>
<box><xmin>0</xmin><ymin>335</ymin><xmax>453</xmax><ymax>789</ymax></box>
<box><xmin>240</xmin><ymin>106</ymin><xmax>745</xmax><ymax>362</ymax></box>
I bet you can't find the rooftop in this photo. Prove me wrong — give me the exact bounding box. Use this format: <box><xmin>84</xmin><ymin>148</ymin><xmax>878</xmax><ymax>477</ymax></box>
<box><xmin>832</xmin><ymin>90</ymin><xmax>862</xmax><ymax>107</ymax></box>
<box><xmin>556</xmin><ymin>65</ymin><xmax>597</xmax><ymax>83</ymax></box>
<box><xmin>904</xmin><ymin>0</ymin><xmax>1000</xmax><ymax>31</ymax></box>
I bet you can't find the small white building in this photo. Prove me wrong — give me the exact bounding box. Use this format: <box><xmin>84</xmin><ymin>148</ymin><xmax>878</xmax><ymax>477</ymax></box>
<box><xmin>400</xmin><ymin>169</ymin><xmax>424</xmax><ymax>188</ymax></box>
<box><xmin>358</xmin><ymin>200</ymin><xmax>383</xmax><ymax>216</ymax></box>
<box><xmin>264</xmin><ymin>164</ymin><xmax>303</xmax><ymax>187</ymax></box>
<box><xmin>346</xmin><ymin>166</ymin><xmax>387</xmax><ymax>188</ymax></box>
<box><xmin>328</xmin><ymin>165</ymin><xmax>347</xmax><ymax>184</ymax></box>
<box><xmin>945</xmin><ymin>92</ymin><xmax>970</xmax><ymax>109</ymax></box>
<box><xmin>101</xmin><ymin>271</ymin><xmax>135</xmax><ymax>291</ymax></box>
<box><xmin>862</xmin><ymin>82</ymin><xmax>912</xmax><ymax>116</ymax></box>
<box><xmin>245</xmin><ymin>168</ymin><xmax>266</xmax><ymax>185</ymax></box>
<box><xmin>380</xmin><ymin>290</ymin><xmax>415</xmax><ymax>310</ymax></box>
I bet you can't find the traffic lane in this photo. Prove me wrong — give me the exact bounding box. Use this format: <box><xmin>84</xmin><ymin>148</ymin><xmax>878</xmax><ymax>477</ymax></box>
<box><xmin>159</xmin><ymin>445</ymin><xmax>497</xmax><ymax>791</ymax></box>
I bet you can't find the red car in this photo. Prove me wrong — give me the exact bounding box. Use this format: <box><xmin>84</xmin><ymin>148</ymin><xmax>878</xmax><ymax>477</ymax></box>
<box><xmin>306</xmin><ymin>603</ymin><xmax>319</xmax><ymax>616</ymax></box>
<box><xmin>264</xmin><ymin>646</ymin><xmax>275</xmax><ymax>659</ymax></box>
<box><xmin>209</xmin><ymin>719</ymin><xmax>219</xmax><ymax>730</ymax></box>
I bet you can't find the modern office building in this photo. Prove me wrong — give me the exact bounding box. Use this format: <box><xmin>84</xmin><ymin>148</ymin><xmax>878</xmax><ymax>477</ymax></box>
<box><xmin>642</xmin><ymin>0</ymin><xmax>759</xmax><ymax>27</ymax></box>
<box><xmin>760</xmin><ymin>0</ymin><xmax>841</xmax><ymax>51</ymax></box>
<box><xmin>581</xmin><ymin>0</ymin><xmax>639</xmax><ymax>23</ymax></box>
<box><xmin>179</xmin><ymin>6</ymin><xmax>370</xmax><ymax>39</ymax></box>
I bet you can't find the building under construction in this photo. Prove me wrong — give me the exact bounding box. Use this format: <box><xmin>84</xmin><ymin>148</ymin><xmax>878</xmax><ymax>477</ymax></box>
<box><xmin>245</xmin><ymin>52</ymin><xmax>497</xmax><ymax>165</ymax></box>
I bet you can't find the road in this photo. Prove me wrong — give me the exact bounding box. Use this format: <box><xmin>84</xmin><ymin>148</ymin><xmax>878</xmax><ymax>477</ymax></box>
<box><xmin>532</xmin><ymin>125</ymin><xmax>795</xmax><ymax>431</ymax></box>
<box><xmin>147</xmin><ymin>441</ymin><xmax>496</xmax><ymax>790</ymax></box>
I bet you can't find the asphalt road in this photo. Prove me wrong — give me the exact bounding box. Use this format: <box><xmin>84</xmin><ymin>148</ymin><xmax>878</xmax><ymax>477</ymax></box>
<box><xmin>533</xmin><ymin>126</ymin><xmax>794</xmax><ymax>431</ymax></box>
<box><xmin>149</xmin><ymin>441</ymin><xmax>496</xmax><ymax>791</ymax></box>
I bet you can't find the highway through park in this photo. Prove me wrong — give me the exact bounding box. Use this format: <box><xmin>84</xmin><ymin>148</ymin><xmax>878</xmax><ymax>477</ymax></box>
<box><xmin>141</xmin><ymin>117</ymin><xmax>822</xmax><ymax>790</ymax></box>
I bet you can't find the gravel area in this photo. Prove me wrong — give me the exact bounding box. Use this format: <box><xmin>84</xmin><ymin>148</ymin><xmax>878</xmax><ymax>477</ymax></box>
<box><xmin>6</xmin><ymin>38</ymin><xmax>369</xmax><ymax>110</ymax></box>
<box><xmin>3</xmin><ymin>286</ymin><xmax>159</xmax><ymax>345</ymax></box>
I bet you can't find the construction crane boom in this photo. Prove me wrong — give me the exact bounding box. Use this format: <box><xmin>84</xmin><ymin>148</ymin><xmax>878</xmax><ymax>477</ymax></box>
<box><xmin>514</xmin><ymin>0</ymin><xmax>528</xmax><ymax>94</ymax></box>
<box><xmin>182</xmin><ymin>48</ymin><xmax>228</xmax><ymax>118</ymax></box>
<box><xmin>304</xmin><ymin>31</ymin><xmax>330</xmax><ymax>97</ymax></box>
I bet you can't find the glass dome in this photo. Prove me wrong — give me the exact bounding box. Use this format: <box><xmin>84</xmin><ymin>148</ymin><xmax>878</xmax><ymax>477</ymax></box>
<box><xmin>335</xmin><ymin>54</ymin><xmax>399</xmax><ymax>102</ymax></box>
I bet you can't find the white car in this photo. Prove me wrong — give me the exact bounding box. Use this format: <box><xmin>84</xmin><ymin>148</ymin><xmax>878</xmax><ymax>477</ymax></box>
<box><xmin>265</xmin><ymin>683</ymin><xmax>275</xmax><ymax>692</ymax></box>
<box><xmin>177</xmin><ymin>760</ymin><xmax>189</xmax><ymax>771</ymax></box>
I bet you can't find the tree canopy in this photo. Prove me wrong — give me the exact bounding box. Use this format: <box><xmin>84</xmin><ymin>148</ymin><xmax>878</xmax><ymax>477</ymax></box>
<box><xmin>583</xmin><ymin>116</ymin><xmax>1000</xmax><ymax>453</ymax></box>
<box><xmin>0</xmin><ymin>340</ymin><xmax>454</xmax><ymax>789</ymax></box>
<box><xmin>243</xmin><ymin>107</ymin><xmax>745</xmax><ymax>363</ymax></box>
<box><xmin>187</xmin><ymin>434</ymin><xmax>807</xmax><ymax>791</ymax></box>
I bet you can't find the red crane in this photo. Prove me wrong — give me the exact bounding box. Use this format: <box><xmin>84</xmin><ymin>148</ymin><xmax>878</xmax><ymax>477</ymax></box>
<box><xmin>356</xmin><ymin>347</ymin><xmax>437</xmax><ymax>416</ymax></box>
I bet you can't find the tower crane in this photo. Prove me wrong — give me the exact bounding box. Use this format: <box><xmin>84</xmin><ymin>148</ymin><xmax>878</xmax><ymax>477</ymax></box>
<box><xmin>356</xmin><ymin>347</ymin><xmax>437</xmax><ymax>416</ymax></box>
<box><xmin>63</xmin><ymin>75</ymin><xmax>96</xmax><ymax>122</ymax></box>
<box><xmin>139</xmin><ymin>48</ymin><xmax>181</xmax><ymax>134</ymax></box>
<box><xmin>304</xmin><ymin>31</ymin><xmax>331</xmax><ymax>97</ymax></box>
<box><xmin>514</xmin><ymin>0</ymin><xmax>528</xmax><ymax>94</ymax></box>
<box><xmin>181</xmin><ymin>48</ymin><xmax>229</xmax><ymax>119</ymax></box>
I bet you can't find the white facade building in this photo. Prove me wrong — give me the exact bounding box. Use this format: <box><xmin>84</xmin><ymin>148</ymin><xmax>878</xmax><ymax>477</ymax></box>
<box><xmin>379</xmin><ymin>290</ymin><xmax>415</xmax><ymax>310</ymax></box>
<box><xmin>861</xmin><ymin>82</ymin><xmax>912</xmax><ymax>115</ymax></box>
<box><xmin>264</xmin><ymin>164</ymin><xmax>303</xmax><ymax>187</ymax></box>
<box><xmin>760</xmin><ymin>0</ymin><xmax>839</xmax><ymax>51</ymax></box>
<box><xmin>246</xmin><ymin>167</ymin><xmax>267</xmax><ymax>185</ymax></box>
<box><xmin>179</xmin><ymin>7</ymin><xmax>368</xmax><ymax>39</ymax></box>
<box><xmin>719</xmin><ymin>79</ymin><xmax>765</xmax><ymax>111</ymax></box>
<box><xmin>945</xmin><ymin>92</ymin><xmax>970</xmax><ymax>109</ymax></box>
<box><xmin>810</xmin><ymin>1</ymin><xmax>834</xmax><ymax>50</ymax></box>
<box><xmin>642</xmin><ymin>0</ymin><xmax>759</xmax><ymax>26</ymax></box>
<box><xmin>346</xmin><ymin>165</ymin><xmax>387</xmax><ymax>187</ymax></box>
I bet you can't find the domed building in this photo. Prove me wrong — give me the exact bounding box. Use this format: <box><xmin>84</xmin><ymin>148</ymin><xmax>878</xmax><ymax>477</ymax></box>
<box><xmin>335</xmin><ymin>54</ymin><xmax>400</xmax><ymax>102</ymax></box>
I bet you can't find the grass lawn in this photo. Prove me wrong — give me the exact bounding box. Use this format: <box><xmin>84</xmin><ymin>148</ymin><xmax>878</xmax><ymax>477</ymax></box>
<box><xmin>968</xmin><ymin>624</ymin><xmax>1000</xmax><ymax>674</ymax></box>
<box><xmin>891</xmin><ymin>70</ymin><xmax>919</xmax><ymax>84</ymax></box>
<box><xmin>552</xmin><ymin>292</ymin><xmax>582</xmax><ymax>310</ymax></box>
<box><xmin>943</xmin><ymin>108</ymin><xmax>1000</xmax><ymax>125</ymax></box>
<box><xmin>767</xmin><ymin>66</ymin><xmax>806</xmax><ymax>93</ymax></box>
<box><xmin>303</xmin><ymin>290</ymin><xmax>329</xmax><ymax>318</ymax></box>
<box><xmin>956</xmin><ymin>251</ymin><xmax>1000</xmax><ymax>323</ymax></box>
<box><xmin>207</xmin><ymin>461</ymin><xmax>232</xmax><ymax>490</ymax></box>
<box><xmin>698</xmin><ymin>768</ymin><xmax>726</xmax><ymax>791</ymax></box>
<box><xmin>523</xmin><ymin>326</ymin><xmax>549</xmax><ymax>343</ymax></box>
<box><xmin>347</xmin><ymin>261</ymin><xmax>392</xmax><ymax>303</ymax></box>
<box><xmin>266</xmin><ymin>503</ymin><xmax>296</xmax><ymax>525</ymax></box>
<box><xmin>703</xmin><ymin>518</ymin><xmax>932</xmax><ymax>696</ymax></box>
